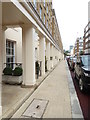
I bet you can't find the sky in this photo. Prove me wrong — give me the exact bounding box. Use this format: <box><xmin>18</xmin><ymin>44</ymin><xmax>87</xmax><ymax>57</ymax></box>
<box><xmin>52</xmin><ymin>0</ymin><xmax>89</xmax><ymax>51</ymax></box>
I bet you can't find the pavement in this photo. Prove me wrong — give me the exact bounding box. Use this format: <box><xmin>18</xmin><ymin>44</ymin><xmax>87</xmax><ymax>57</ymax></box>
<box><xmin>2</xmin><ymin>60</ymin><xmax>84</xmax><ymax>119</ymax></box>
<box><xmin>1</xmin><ymin>63</ymin><xmax>57</xmax><ymax>119</ymax></box>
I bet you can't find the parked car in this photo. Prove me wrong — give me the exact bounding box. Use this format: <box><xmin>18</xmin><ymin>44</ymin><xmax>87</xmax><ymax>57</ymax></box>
<box><xmin>69</xmin><ymin>57</ymin><xmax>77</xmax><ymax>71</ymax></box>
<box><xmin>74</xmin><ymin>55</ymin><xmax>90</xmax><ymax>92</ymax></box>
<box><xmin>66</xmin><ymin>56</ymin><xmax>70</xmax><ymax>66</ymax></box>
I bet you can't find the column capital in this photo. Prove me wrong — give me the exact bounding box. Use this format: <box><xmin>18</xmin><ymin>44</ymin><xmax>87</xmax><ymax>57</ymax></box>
<box><xmin>21</xmin><ymin>24</ymin><xmax>35</xmax><ymax>30</ymax></box>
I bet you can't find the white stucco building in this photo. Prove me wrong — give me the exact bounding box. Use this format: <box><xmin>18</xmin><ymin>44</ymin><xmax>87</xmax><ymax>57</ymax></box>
<box><xmin>0</xmin><ymin>1</ymin><xmax>64</xmax><ymax>117</ymax></box>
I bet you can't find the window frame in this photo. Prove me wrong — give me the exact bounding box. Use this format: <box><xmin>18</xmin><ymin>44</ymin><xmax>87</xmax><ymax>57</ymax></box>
<box><xmin>6</xmin><ymin>39</ymin><xmax>15</xmax><ymax>69</ymax></box>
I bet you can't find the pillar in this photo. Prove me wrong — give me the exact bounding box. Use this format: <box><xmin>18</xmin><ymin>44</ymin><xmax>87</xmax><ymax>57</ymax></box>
<box><xmin>22</xmin><ymin>26</ymin><xmax>36</xmax><ymax>86</ymax></box>
<box><xmin>2</xmin><ymin>27</ymin><xmax>6</xmax><ymax>70</ymax></box>
<box><xmin>55</xmin><ymin>48</ymin><xmax>57</xmax><ymax>65</ymax></box>
<box><xmin>57</xmin><ymin>50</ymin><xmax>59</xmax><ymax>62</ymax></box>
<box><xmin>46</xmin><ymin>42</ymin><xmax>50</xmax><ymax>71</ymax></box>
<box><xmin>53</xmin><ymin>47</ymin><xmax>56</xmax><ymax>66</ymax></box>
<box><xmin>50</xmin><ymin>45</ymin><xmax>53</xmax><ymax>68</ymax></box>
<box><xmin>0</xmin><ymin>32</ymin><xmax>2</xmax><ymax>117</ymax></box>
<box><xmin>39</xmin><ymin>37</ymin><xmax>45</xmax><ymax>76</ymax></box>
<box><xmin>0</xmin><ymin>2</ymin><xmax>2</xmax><ymax>116</ymax></box>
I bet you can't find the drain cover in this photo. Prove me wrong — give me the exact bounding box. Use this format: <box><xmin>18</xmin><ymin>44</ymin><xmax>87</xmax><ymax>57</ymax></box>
<box><xmin>22</xmin><ymin>98</ymin><xmax>49</xmax><ymax>118</ymax></box>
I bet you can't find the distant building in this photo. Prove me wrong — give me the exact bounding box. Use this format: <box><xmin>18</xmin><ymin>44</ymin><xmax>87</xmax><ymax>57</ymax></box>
<box><xmin>83</xmin><ymin>1</ymin><xmax>90</xmax><ymax>54</ymax></box>
<box><xmin>69</xmin><ymin>45</ymin><xmax>73</xmax><ymax>53</ymax></box>
<box><xmin>74</xmin><ymin>37</ymin><xmax>83</xmax><ymax>56</ymax></box>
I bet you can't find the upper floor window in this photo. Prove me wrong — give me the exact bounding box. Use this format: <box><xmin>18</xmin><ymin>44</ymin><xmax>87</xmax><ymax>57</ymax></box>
<box><xmin>49</xmin><ymin>11</ymin><xmax>50</xmax><ymax>18</ymax></box>
<box><xmin>34</xmin><ymin>0</ymin><xmax>37</xmax><ymax>9</ymax></box>
<box><xmin>44</xmin><ymin>14</ymin><xmax>46</xmax><ymax>25</ymax></box>
<box><xmin>47</xmin><ymin>5</ymin><xmax>48</xmax><ymax>14</ymax></box>
<box><xmin>44</xmin><ymin>0</ymin><xmax>45</xmax><ymax>7</ymax></box>
<box><xmin>40</xmin><ymin>6</ymin><xmax>42</xmax><ymax>19</ymax></box>
<box><xmin>47</xmin><ymin>20</ymin><xmax>48</xmax><ymax>28</ymax></box>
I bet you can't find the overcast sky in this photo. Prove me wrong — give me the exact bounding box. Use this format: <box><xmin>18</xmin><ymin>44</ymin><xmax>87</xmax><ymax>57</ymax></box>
<box><xmin>52</xmin><ymin>0</ymin><xmax>89</xmax><ymax>50</ymax></box>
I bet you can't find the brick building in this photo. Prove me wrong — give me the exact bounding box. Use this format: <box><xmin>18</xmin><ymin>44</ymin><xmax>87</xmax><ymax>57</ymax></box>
<box><xmin>74</xmin><ymin>37</ymin><xmax>83</xmax><ymax>56</ymax></box>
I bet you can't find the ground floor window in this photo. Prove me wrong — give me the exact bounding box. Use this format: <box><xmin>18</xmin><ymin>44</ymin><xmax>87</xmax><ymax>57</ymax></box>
<box><xmin>6</xmin><ymin>40</ymin><xmax>15</xmax><ymax>69</ymax></box>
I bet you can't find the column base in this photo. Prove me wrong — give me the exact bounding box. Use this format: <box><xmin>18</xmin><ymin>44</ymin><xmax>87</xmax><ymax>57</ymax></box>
<box><xmin>0</xmin><ymin>106</ymin><xmax>2</xmax><ymax>118</ymax></box>
<box><xmin>21</xmin><ymin>83</ymin><xmax>36</xmax><ymax>88</ymax></box>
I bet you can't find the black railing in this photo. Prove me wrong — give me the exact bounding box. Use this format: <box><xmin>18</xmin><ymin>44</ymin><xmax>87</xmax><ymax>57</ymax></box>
<box><xmin>4</xmin><ymin>63</ymin><xmax>22</xmax><ymax>69</ymax></box>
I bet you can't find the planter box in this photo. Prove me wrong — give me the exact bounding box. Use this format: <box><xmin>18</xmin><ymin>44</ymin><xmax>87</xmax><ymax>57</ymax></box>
<box><xmin>2</xmin><ymin>75</ymin><xmax>23</xmax><ymax>85</ymax></box>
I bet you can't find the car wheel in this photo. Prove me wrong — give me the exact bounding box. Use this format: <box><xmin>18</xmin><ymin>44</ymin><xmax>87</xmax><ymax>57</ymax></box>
<box><xmin>79</xmin><ymin>78</ymin><xmax>85</xmax><ymax>92</ymax></box>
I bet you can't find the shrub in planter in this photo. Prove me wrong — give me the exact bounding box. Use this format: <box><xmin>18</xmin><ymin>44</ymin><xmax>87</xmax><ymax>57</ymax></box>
<box><xmin>3</xmin><ymin>67</ymin><xmax>12</xmax><ymax>75</ymax></box>
<box><xmin>13</xmin><ymin>67</ymin><xmax>23</xmax><ymax>76</ymax></box>
<box><xmin>35</xmin><ymin>61</ymin><xmax>40</xmax><ymax>79</ymax></box>
<box><xmin>45</xmin><ymin>56</ymin><xmax>47</xmax><ymax>72</ymax></box>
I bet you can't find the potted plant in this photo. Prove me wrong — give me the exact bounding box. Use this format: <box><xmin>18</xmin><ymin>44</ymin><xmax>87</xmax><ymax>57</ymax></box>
<box><xmin>45</xmin><ymin>56</ymin><xmax>47</xmax><ymax>72</ymax></box>
<box><xmin>35</xmin><ymin>61</ymin><xmax>40</xmax><ymax>79</ymax></box>
<box><xmin>3</xmin><ymin>67</ymin><xmax>12</xmax><ymax>75</ymax></box>
<box><xmin>2</xmin><ymin>67</ymin><xmax>23</xmax><ymax>85</ymax></box>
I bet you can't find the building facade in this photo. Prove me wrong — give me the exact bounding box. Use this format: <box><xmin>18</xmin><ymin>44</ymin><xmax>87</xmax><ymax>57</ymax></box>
<box><xmin>1</xmin><ymin>1</ymin><xmax>64</xmax><ymax>84</ymax></box>
<box><xmin>1</xmin><ymin>1</ymin><xmax>64</xmax><ymax>115</ymax></box>
<box><xmin>0</xmin><ymin>1</ymin><xmax>65</xmax><ymax>116</ymax></box>
<box><xmin>74</xmin><ymin>37</ymin><xmax>83</xmax><ymax>56</ymax></box>
<box><xmin>69</xmin><ymin>45</ymin><xmax>73</xmax><ymax>55</ymax></box>
<box><xmin>83</xmin><ymin>1</ymin><xmax>90</xmax><ymax>54</ymax></box>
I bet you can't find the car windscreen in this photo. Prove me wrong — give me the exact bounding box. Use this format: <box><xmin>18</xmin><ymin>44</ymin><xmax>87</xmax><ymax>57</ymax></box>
<box><xmin>81</xmin><ymin>55</ymin><xmax>90</xmax><ymax>66</ymax></box>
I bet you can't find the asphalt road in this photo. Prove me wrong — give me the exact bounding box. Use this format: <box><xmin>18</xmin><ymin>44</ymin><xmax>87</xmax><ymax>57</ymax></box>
<box><xmin>70</xmin><ymin>69</ymin><xmax>90</xmax><ymax>120</ymax></box>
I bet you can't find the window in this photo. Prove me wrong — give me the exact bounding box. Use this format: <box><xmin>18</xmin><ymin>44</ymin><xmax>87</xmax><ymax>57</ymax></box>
<box><xmin>44</xmin><ymin>14</ymin><xmax>46</xmax><ymax>25</ymax></box>
<box><xmin>34</xmin><ymin>0</ymin><xmax>37</xmax><ymax>9</ymax></box>
<box><xmin>49</xmin><ymin>11</ymin><xmax>50</xmax><ymax>18</ymax></box>
<box><xmin>6</xmin><ymin>40</ymin><xmax>15</xmax><ymax>69</ymax></box>
<box><xmin>86</xmin><ymin>44</ymin><xmax>88</xmax><ymax>48</ymax></box>
<box><xmin>44</xmin><ymin>0</ymin><xmax>45</xmax><ymax>7</ymax></box>
<box><xmin>40</xmin><ymin>6</ymin><xmax>42</xmax><ymax>19</ymax></box>
<box><xmin>47</xmin><ymin>20</ymin><xmax>48</xmax><ymax>28</ymax></box>
<box><xmin>47</xmin><ymin>5</ymin><xmax>48</xmax><ymax>14</ymax></box>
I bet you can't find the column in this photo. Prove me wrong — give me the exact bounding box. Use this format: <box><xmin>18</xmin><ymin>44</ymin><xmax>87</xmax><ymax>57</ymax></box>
<box><xmin>55</xmin><ymin>48</ymin><xmax>56</xmax><ymax>65</ymax></box>
<box><xmin>56</xmin><ymin>50</ymin><xmax>58</xmax><ymax>63</ymax></box>
<box><xmin>0</xmin><ymin>2</ymin><xmax>2</xmax><ymax>116</ymax></box>
<box><xmin>2</xmin><ymin>27</ymin><xmax>6</xmax><ymax>70</ymax></box>
<box><xmin>46</xmin><ymin>41</ymin><xmax>50</xmax><ymax>71</ymax></box>
<box><xmin>57</xmin><ymin>50</ymin><xmax>59</xmax><ymax>63</ymax></box>
<box><xmin>0</xmin><ymin>30</ymin><xmax>2</xmax><ymax>117</ymax></box>
<box><xmin>39</xmin><ymin>37</ymin><xmax>45</xmax><ymax>76</ymax></box>
<box><xmin>51</xmin><ymin>45</ymin><xmax>53</xmax><ymax>68</ymax></box>
<box><xmin>22</xmin><ymin>26</ymin><xmax>36</xmax><ymax>86</ymax></box>
<box><xmin>53</xmin><ymin>47</ymin><xmax>55</xmax><ymax>66</ymax></box>
<box><xmin>59</xmin><ymin>51</ymin><xmax>61</xmax><ymax>61</ymax></box>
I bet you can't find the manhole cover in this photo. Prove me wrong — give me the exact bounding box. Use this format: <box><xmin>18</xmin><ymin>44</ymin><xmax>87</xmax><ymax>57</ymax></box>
<box><xmin>22</xmin><ymin>98</ymin><xmax>49</xmax><ymax>118</ymax></box>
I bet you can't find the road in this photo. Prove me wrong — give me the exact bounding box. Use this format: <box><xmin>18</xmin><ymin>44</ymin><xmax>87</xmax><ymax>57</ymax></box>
<box><xmin>70</xmin><ymin>69</ymin><xmax>90</xmax><ymax>120</ymax></box>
